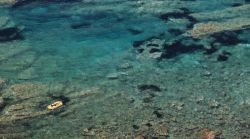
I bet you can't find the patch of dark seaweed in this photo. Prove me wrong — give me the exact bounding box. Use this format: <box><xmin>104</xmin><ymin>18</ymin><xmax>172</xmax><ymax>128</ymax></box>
<box><xmin>0</xmin><ymin>27</ymin><xmax>24</xmax><ymax>42</ymax></box>
<box><xmin>149</xmin><ymin>48</ymin><xmax>161</xmax><ymax>53</ymax></box>
<box><xmin>203</xmin><ymin>45</ymin><xmax>218</xmax><ymax>55</ymax></box>
<box><xmin>159</xmin><ymin>8</ymin><xmax>198</xmax><ymax>29</ymax></box>
<box><xmin>138</xmin><ymin>84</ymin><xmax>161</xmax><ymax>92</ymax></box>
<box><xmin>133</xmin><ymin>40</ymin><xmax>145</xmax><ymax>48</ymax></box>
<box><xmin>231</xmin><ymin>3</ymin><xmax>243</xmax><ymax>7</ymax></box>
<box><xmin>217</xmin><ymin>51</ymin><xmax>232</xmax><ymax>62</ymax></box>
<box><xmin>153</xmin><ymin>110</ymin><xmax>163</xmax><ymax>118</ymax></box>
<box><xmin>211</xmin><ymin>31</ymin><xmax>246</xmax><ymax>46</ymax></box>
<box><xmin>127</xmin><ymin>28</ymin><xmax>143</xmax><ymax>35</ymax></box>
<box><xmin>168</xmin><ymin>28</ymin><xmax>184</xmax><ymax>36</ymax></box>
<box><xmin>161</xmin><ymin>37</ymin><xmax>203</xmax><ymax>59</ymax></box>
<box><xmin>70</xmin><ymin>22</ymin><xmax>91</xmax><ymax>29</ymax></box>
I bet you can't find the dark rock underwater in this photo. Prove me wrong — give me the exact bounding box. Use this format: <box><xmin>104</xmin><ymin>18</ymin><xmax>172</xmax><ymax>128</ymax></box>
<box><xmin>0</xmin><ymin>0</ymin><xmax>250</xmax><ymax>139</ymax></box>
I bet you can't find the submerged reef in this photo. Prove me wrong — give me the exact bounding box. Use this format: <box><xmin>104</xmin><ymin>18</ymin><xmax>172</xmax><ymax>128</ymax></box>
<box><xmin>0</xmin><ymin>0</ymin><xmax>17</xmax><ymax>5</ymax></box>
<box><xmin>133</xmin><ymin>38</ymin><xmax>165</xmax><ymax>60</ymax></box>
<box><xmin>133</xmin><ymin>3</ymin><xmax>250</xmax><ymax>59</ymax></box>
<box><xmin>185</xmin><ymin>18</ymin><xmax>250</xmax><ymax>38</ymax></box>
<box><xmin>0</xmin><ymin>0</ymin><xmax>250</xmax><ymax>139</ymax></box>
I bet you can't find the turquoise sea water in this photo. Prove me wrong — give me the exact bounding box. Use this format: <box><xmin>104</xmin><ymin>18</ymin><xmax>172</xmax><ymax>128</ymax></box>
<box><xmin>6</xmin><ymin>2</ymin><xmax>168</xmax><ymax>82</ymax></box>
<box><xmin>0</xmin><ymin>0</ymin><xmax>250</xmax><ymax>138</ymax></box>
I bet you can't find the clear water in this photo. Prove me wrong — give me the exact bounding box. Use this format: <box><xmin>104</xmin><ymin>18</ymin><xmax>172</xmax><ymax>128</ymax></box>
<box><xmin>4</xmin><ymin>2</ymin><xmax>167</xmax><ymax>82</ymax></box>
<box><xmin>0</xmin><ymin>0</ymin><xmax>250</xmax><ymax>139</ymax></box>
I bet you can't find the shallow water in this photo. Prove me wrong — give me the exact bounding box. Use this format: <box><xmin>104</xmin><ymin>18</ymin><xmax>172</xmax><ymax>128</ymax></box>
<box><xmin>0</xmin><ymin>0</ymin><xmax>250</xmax><ymax>139</ymax></box>
<box><xmin>4</xmin><ymin>2</ymin><xmax>169</xmax><ymax>83</ymax></box>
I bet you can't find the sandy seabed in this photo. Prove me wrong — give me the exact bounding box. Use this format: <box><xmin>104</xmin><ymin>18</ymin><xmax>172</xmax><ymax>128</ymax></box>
<box><xmin>1</xmin><ymin>0</ymin><xmax>250</xmax><ymax>138</ymax></box>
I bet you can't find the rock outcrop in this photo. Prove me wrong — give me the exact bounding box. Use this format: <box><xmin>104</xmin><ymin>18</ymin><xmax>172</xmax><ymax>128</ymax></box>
<box><xmin>133</xmin><ymin>38</ymin><xmax>165</xmax><ymax>60</ymax></box>
<box><xmin>186</xmin><ymin>4</ymin><xmax>250</xmax><ymax>38</ymax></box>
<box><xmin>185</xmin><ymin>18</ymin><xmax>250</xmax><ymax>38</ymax></box>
